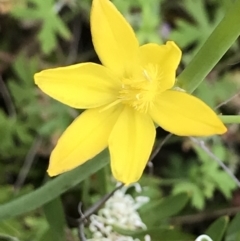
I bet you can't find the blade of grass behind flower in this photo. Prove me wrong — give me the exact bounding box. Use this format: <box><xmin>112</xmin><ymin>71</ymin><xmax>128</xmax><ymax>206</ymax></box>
<box><xmin>0</xmin><ymin>150</ymin><xmax>109</xmax><ymax>221</ymax></box>
<box><xmin>177</xmin><ymin>0</ymin><xmax>240</xmax><ymax>93</ymax></box>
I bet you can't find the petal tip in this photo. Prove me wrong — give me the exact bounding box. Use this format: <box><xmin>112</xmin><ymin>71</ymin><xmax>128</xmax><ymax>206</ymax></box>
<box><xmin>166</xmin><ymin>41</ymin><xmax>182</xmax><ymax>56</ymax></box>
<box><xmin>34</xmin><ymin>72</ymin><xmax>41</xmax><ymax>85</ymax></box>
<box><xmin>47</xmin><ymin>168</ymin><xmax>57</xmax><ymax>177</ymax></box>
<box><xmin>217</xmin><ymin>124</ymin><xmax>227</xmax><ymax>135</ymax></box>
<box><xmin>112</xmin><ymin>171</ymin><xmax>140</xmax><ymax>186</ymax></box>
<box><xmin>209</xmin><ymin>116</ymin><xmax>227</xmax><ymax>135</ymax></box>
<box><xmin>195</xmin><ymin>121</ymin><xmax>227</xmax><ymax>137</ymax></box>
<box><xmin>90</xmin><ymin>0</ymin><xmax>138</xmax><ymax>75</ymax></box>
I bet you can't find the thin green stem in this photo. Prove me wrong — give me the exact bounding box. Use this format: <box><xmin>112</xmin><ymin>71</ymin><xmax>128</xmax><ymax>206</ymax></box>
<box><xmin>219</xmin><ymin>115</ymin><xmax>240</xmax><ymax>124</ymax></box>
<box><xmin>177</xmin><ymin>0</ymin><xmax>240</xmax><ymax>93</ymax></box>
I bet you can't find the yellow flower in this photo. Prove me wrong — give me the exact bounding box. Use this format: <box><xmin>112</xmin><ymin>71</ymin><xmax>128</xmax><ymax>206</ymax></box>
<box><xmin>34</xmin><ymin>0</ymin><xmax>226</xmax><ymax>184</ymax></box>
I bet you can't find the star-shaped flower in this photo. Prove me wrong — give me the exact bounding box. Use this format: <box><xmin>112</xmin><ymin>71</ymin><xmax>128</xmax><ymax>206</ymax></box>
<box><xmin>34</xmin><ymin>0</ymin><xmax>226</xmax><ymax>184</ymax></box>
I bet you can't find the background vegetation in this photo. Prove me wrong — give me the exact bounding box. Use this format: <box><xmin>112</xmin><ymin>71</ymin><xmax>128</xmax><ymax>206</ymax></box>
<box><xmin>0</xmin><ymin>0</ymin><xmax>240</xmax><ymax>240</ymax></box>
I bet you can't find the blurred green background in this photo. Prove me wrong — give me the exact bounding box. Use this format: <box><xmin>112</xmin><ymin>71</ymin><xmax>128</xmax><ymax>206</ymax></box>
<box><xmin>0</xmin><ymin>0</ymin><xmax>240</xmax><ymax>240</ymax></box>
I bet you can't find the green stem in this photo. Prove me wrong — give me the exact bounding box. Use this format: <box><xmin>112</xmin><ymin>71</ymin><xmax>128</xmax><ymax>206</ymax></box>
<box><xmin>177</xmin><ymin>0</ymin><xmax>240</xmax><ymax>93</ymax></box>
<box><xmin>219</xmin><ymin>115</ymin><xmax>240</xmax><ymax>124</ymax></box>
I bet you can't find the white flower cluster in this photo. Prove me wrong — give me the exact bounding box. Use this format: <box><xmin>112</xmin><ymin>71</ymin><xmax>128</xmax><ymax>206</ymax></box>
<box><xmin>88</xmin><ymin>184</ymin><xmax>150</xmax><ymax>241</ymax></box>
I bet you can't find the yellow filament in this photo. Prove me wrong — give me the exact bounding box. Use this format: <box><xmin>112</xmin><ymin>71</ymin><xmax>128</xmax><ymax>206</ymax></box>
<box><xmin>118</xmin><ymin>64</ymin><xmax>161</xmax><ymax>113</ymax></box>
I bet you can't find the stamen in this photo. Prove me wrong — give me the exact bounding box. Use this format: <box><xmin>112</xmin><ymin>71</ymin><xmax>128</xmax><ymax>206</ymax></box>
<box><xmin>119</xmin><ymin>64</ymin><xmax>162</xmax><ymax>113</ymax></box>
<box><xmin>99</xmin><ymin>99</ymin><xmax>122</xmax><ymax>112</ymax></box>
<box><xmin>143</xmin><ymin>69</ymin><xmax>151</xmax><ymax>81</ymax></box>
<box><xmin>136</xmin><ymin>93</ymin><xmax>142</xmax><ymax>100</ymax></box>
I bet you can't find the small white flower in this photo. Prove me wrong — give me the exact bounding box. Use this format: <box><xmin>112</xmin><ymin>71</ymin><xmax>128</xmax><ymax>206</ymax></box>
<box><xmin>88</xmin><ymin>184</ymin><xmax>150</xmax><ymax>241</ymax></box>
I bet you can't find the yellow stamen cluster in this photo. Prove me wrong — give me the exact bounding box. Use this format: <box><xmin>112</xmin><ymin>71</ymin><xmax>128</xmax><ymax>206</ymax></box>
<box><xmin>119</xmin><ymin>64</ymin><xmax>161</xmax><ymax>113</ymax></box>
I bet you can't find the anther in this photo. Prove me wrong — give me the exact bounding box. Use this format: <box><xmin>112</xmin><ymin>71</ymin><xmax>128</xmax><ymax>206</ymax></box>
<box><xmin>143</xmin><ymin>69</ymin><xmax>151</xmax><ymax>81</ymax></box>
<box><xmin>136</xmin><ymin>93</ymin><xmax>143</xmax><ymax>100</ymax></box>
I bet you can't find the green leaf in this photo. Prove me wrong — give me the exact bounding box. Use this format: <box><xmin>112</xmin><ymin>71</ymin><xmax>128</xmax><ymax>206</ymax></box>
<box><xmin>24</xmin><ymin>216</ymin><xmax>48</xmax><ymax>241</ymax></box>
<box><xmin>0</xmin><ymin>220</ymin><xmax>21</xmax><ymax>238</ymax></box>
<box><xmin>226</xmin><ymin>213</ymin><xmax>240</xmax><ymax>241</ymax></box>
<box><xmin>177</xmin><ymin>0</ymin><xmax>240</xmax><ymax>93</ymax></box>
<box><xmin>139</xmin><ymin>193</ymin><xmax>189</xmax><ymax>226</ymax></box>
<box><xmin>170</xmin><ymin>0</ymin><xmax>223</xmax><ymax>52</ymax></box>
<box><xmin>11</xmin><ymin>0</ymin><xmax>71</xmax><ymax>54</ymax></box>
<box><xmin>195</xmin><ymin>75</ymin><xmax>237</xmax><ymax>109</ymax></box>
<box><xmin>43</xmin><ymin>198</ymin><xmax>66</xmax><ymax>241</ymax></box>
<box><xmin>0</xmin><ymin>233</ymin><xmax>19</xmax><ymax>241</ymax></box>
<box><xmin>205</xmin><ymin>216</ymin><xmax>229</xmax><ymax>241</ymax></box>
<box><xmin>114</xmin><ymin>227</ymin><xmax>194</xmax><ymax>241</ymax></box>
<box><xmin>13</xmin><ymin>55</ymin><xmax>38</xmax><ymax>85</ymax></box>
<box><xmin>38</xmin><ymin>228</ymin><xmax>57</xmax><ymax>241</ymax></box>
<box><xmin>38</xmin><ymin>16</ymin><xmax>58</xmax><ymax>54</ymax></box>
<box><xmin>173</xmin><ymin>182</ymin><xmax>205</xmax><ymax>210</ymax></box>
<box><xmin>0</xmin><ymin>150</ymin><xmax>109</xmax><ymax>221</ymax></box>
<box><xmin>194</xmin><ymin>144</ymin><xmax>236</xmax><ymax>200</ymax></box>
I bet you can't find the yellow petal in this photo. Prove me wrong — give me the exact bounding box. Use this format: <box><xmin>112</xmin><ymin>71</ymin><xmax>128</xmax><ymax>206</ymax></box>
<box><xmin>139</xmin><ymin>41</ymin><xmax>181</xmax><ymax>91</ymax></box>
<box><xmin>109</xmin><ymin>107</ymin><xmax>156</xmax><ymax>184</ymax></box>
<box><xmin>48</xmin><ymin>105</ymin><xmax>123</xmax><ymax>176</ymax></box>
<box><xmin>91</xmin><ymin>0</ymin><xmax>139</xmax><ymax>76</ymax></box>
<box><xmin>34</xmin><ymin>63</ymin><xmax>120</xmax><ymax>109</ymax></box>
<box><xmin>150</xmin><ymin>90</ymin><xmax>227</xmax><ymax>136</ymax></box>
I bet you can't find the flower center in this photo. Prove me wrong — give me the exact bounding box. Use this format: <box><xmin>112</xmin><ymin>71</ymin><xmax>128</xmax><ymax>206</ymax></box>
<box><xmin>119</xmin><ymin>64</ymin><xmax>161</xmax><ymax>113</ymax></box>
